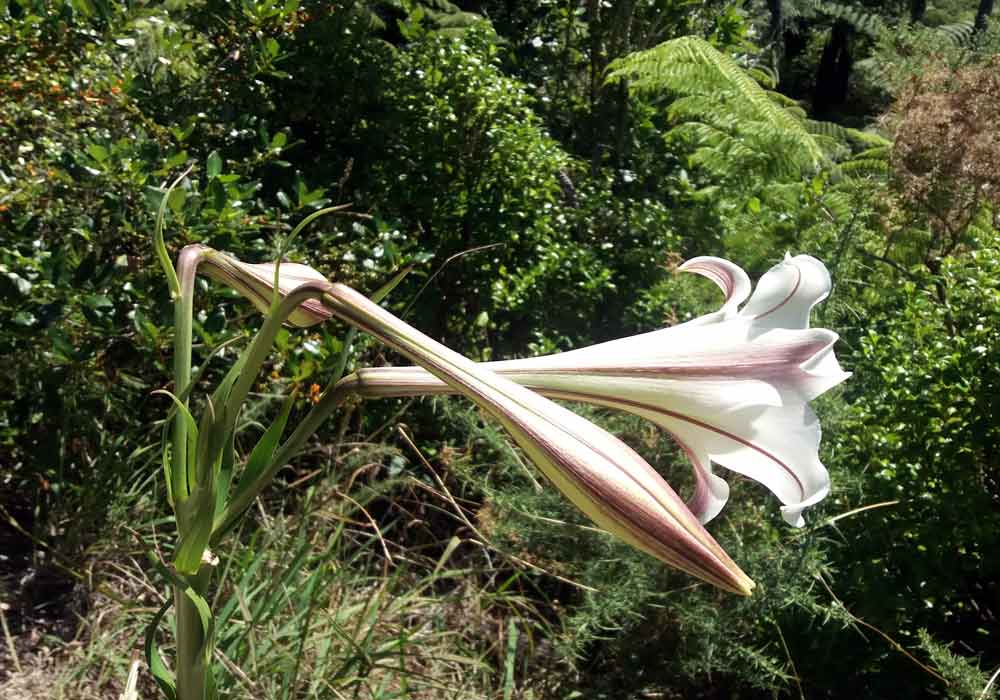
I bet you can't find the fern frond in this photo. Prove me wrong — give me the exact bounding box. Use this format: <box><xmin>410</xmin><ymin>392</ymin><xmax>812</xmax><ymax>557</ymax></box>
<box><xmin>748</xmin><ymin>65</ymin><xmax>778</xmax><ymax>89</ymax></box>
<box><xmin>607</xmin><ymin>35</ymin><xmax>826</xmax><ymax>173</ymax></box>
<box><xmin>835</xmin><ymin>158</ymin><xmax>891</xmax><ymax>176</ymax></box>
<box><xmin>822</xmin><ymin>190</ymin><xmax>855</xmax><ymax>220</ymax></box>
<box><xmin>934</xmin><ymin>21</ymin><xmax>976</xmax><ymax>45</ymax></box>
<box><xmin>966</xmin><ymin>203</ymin><xmax>996</xmax><ymax>241</ymax></box>
<box><xmin>853</xmin><ymin>145</ymin><xmax>891</xmax><ymax>160</ymax></box>
<box><xmin>842</xmin><ymin>128</ymin><xmax>892</xmax><ymax>148</ymax></box>
<box><xmin>806</xmin><ymin>119</ymin><xmax>853</xmax><ymax>140</ymax></box>
<box><xmin>800</xmin><ymin>0</ymin><xmax>887</xmax><ymax>36</ymax></box>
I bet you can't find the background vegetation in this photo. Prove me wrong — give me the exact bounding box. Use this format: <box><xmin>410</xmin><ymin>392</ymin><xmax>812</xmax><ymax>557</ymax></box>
<box><xmin>1</xmin><ymin>0</ymin><xmax>998</xmax><ymax>697</ymax></box>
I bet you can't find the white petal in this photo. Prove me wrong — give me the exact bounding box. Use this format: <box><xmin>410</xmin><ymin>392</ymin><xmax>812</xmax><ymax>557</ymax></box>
<box><xmin>652</xmin><ymin>402</ymin><xmax>830</xmax><ymax>527</ymax></box>
<box><xmin>535</xmin><ymin>384</ymin><xmax>830</xmax><ymax>527</ymax></box>
<box><xmin>676</xmin><ymin>441</ymin><xmax>730</xmax><ymax>524</ymax></box>
<box><xmin>678</xmin><ymin>256</ymin><xmax>752</xmax><ymax>321</ymax></box>
<box><xmin>491</xmin><ymin>325</ymin><xmax>846</xmax><ymax>402</ymax></box>
<box><xmin>796</xmin><ymin>330</ymin><xmax>852</xmax><ymax>399</ymax></box>
<box><xmin>740</xmin><ymin>254</ymin><xmax>832</xmax><ymax>331</ymax></box>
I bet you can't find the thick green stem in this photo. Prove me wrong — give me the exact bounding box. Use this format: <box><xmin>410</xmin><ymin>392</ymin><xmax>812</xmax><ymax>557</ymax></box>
<box><xmin>171</xmin><ymin>246</ymin><xmax>208</xmax><ymax>504</ymax></box>
<box><xmin>174</xmin><ymin>564</ymin><xmax>213</xmax><ymax>700</ymax></box>
<box><xmin>172</xmin><ymin>284</ymin><xmax>195</xmax><ymax>502</ymax></box>
<box><xmin>171</xmin><ymin>246</ymin><xmax>211</xmax><ymax>700</ymax></box>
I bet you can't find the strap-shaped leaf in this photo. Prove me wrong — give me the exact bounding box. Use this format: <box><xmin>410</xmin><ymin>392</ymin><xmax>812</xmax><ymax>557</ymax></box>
<box><xmin>174</xmin><ymin>476</ymin><xmax>218</xmax><ymax>574</ymax></box>
<box><xmin>161</xmin><ymin>436</ymin><xmax>174</xmax><ymax>509</ymax></box>
<box><xmin>153</xmin><ymin>389</ymin><xmax>199</xmax><ymax>500</ymax></box>
<box><xmin>149</xmin><ymin>557</ymin><xmax>216</xmax><ymax>663</ymax></box>
<box><xmin>195</xmin><ymin>399</ymin><xmax>231</xmax><ymax>487</ymax></box>
<box><xmin>175</xmin><ymin>400</ymin><xmax>226</xmax><ymax>575</ymax></box>
<box><xmin>371</xmin><ymin>265</ymin><xmax>413</xmax><ymax>304</ymax></box>
<box><xmin>214</xmin><ymin>428</ymin><xmax>237</xmax><ymax>522</ymax></box>
<box><xmin>229</xmin><ymin>389</ymin><xmax>297</xmax><ymax>505</ymax></box>
<box><xmin>144</xmin><ymin>597</ymin><xmax>177</xmax><ymax>700</ymax></box>
<box><xmin>209</xmin><ymin>340</ymin><xmax>251</xmax><ymax>411</ymax></box>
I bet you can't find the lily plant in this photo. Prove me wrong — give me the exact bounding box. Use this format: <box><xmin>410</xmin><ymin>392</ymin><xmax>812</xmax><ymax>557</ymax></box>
<box><xmin>150</xmin><ymin>189</ymin><xmax>843</xmax><ymax>698</ymax></box>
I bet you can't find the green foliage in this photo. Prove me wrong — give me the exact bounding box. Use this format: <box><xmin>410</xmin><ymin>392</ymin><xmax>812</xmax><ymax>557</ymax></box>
<box><xmin>608</xmin><ymin>35</ymin><xmax>828</xmax><ymax>180</ymax></box>
<box><xmin>799</xmin><ymin>0</ymin><xmax>888</xmax><ymax>36</ymax></box>
<box><xmin>3</xmin><ymin>1</ymin><xmax>1000</xmax><ymax>698</ymax></box>
<box><xmin>917</xmin><ymin>630</ymin><xmax>996</xmax><ymax>700</ymax></box>
<box><xmin>357</xmin><ymin>25</ymin><xmax>662</xmax><ymax>354</ymax></box>
<box><xmin>857</xmin><ymin>19</ymin><xmax>1000</xmax><ymax>100</ymax></box>
<box><xmin>830</xmin><ymin>246</ymin><xmax>1000</xmax><ymax>637</ymax></box>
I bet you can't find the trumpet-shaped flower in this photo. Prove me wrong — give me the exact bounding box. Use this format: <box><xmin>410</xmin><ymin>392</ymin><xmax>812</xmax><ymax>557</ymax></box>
<box><xmin>191</xmin><ymin>246</ymin><xmax>755</xmax><ymax>594</ymax></box>
<box><xmin>340</xmin><ymin>254</ymin><xmax>850</xmax><ymax>527</ymax></box>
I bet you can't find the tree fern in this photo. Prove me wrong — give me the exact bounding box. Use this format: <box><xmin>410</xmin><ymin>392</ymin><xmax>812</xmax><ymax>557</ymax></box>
<box><xmin>966</xmin><ymin>203</ymin><xmax>998</xmax><ymax>243</ymax></box>
<box><xmin>782</xmin><ymin>0</ymin><xmax>888</xmax><ymax>36</ymax></box>
<box><xmin>606</xmin><ymin>35</ymin><xmax>827</xmax><ymax>179</ymax></box>
<box><xmin>802</xmin><ymin>0</ymin><xmax>887</xmax><ymax>35</ymax></box>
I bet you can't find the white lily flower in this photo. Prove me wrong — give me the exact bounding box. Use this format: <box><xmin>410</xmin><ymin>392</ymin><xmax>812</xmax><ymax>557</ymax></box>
<box><xmin>340</xmin><ymin>254</ymin><xmax>850</xmax><ymax>528</ymax></box>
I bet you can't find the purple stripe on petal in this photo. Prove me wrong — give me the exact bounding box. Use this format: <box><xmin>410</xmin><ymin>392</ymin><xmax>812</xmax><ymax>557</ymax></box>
<box><xmin>543</xmin><ymin>389</ymin><xmax>807</xmax><ymax>500</ymax></box>
<box><xmin>753</xmin><ymin>262</ymin><xmax>802</xmax><ymax>321</ymax></box>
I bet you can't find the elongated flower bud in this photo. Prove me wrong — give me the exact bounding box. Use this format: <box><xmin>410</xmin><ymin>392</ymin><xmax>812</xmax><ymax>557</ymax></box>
<box><xmin>321</xmin><ymin>284</ymin><xmax>755</xmax><ymax>595</ymax></box>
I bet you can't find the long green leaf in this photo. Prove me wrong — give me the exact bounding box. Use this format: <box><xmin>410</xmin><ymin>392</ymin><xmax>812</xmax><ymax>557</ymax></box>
<box><xmin>174</xmin><ymin>484</ymin><xmax>215</xmax><ymax>575</ymax></box>
<box><xmin>150</xmin><ymin>557</ymin><xmax>215</xmax><ymax>661</ymax></box>
<box><xmin>227</xmin><ymin>389</ymin><xmax>298</xmax><ymax>511</ymax></box>
<box><xmin>153</xmin><ymin>389</ymin><xmax>199</xmax><ymax>500</ymax></box>
<box><xmin>144</xmin><ymin>597</ymin><xmax>177</xmax><ymax>700</ymax></box>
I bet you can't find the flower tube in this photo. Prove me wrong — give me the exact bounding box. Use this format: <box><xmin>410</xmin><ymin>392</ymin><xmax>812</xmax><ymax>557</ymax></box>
<box><xmin>190</xmin><ymin>244</ymin><xmax>333</xmax><ymax>327</ymax></box>
<box><xmin>340</xmin><ymin>255</ymin><xmax>850</xmax><ymax>527</ymax></box>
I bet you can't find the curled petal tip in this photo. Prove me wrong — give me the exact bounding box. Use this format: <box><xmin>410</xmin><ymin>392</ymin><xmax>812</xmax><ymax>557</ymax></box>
<box><xmin>780</xmin><ymin>483</ymin><xmax>830</xmax><ymax>528</ymax></box>
<box><xmin>741</xmin><ymin>254</ymin><xmax>833</xmax><ymax>330</ymax></box>
<box><xmin>678</xmin><ymin>256</ymin><xmax>752</xmax><ymax>319</ymax></box>
<box><xmin>679</xmin><ymin>443</ymin><xmax>730</xmax><ymax>525</ymax></box>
